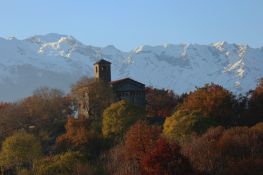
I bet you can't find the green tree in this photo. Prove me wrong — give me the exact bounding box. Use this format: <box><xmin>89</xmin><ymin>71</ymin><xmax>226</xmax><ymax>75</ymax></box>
<box><xmin>102</xmin><ymin>100</ymin><xmax>145</xmax><ymax>139</ymax></box>
<box><xmin>0</xmin><ymin>132</ymin><xmax>42</xmax><ymax>172</ymax></box>
<box><xmin>163</xmin><ymin>110</ymin><xmax>218</xmax><ymax>142</ymax></box>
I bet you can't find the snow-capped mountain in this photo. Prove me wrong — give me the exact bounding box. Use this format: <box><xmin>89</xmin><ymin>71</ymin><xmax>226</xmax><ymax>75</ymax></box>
<box><xmin>0</xmin><ymin>33</ymin><xmax>263</xmax><ymax>102</ymax></box>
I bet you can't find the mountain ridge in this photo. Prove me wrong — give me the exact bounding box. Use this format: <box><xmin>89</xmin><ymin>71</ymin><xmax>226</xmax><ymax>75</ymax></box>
<box><xmin>0</xmin><ymin>33</ymin><xmax>263</xmax><ymax>102</ymax></box>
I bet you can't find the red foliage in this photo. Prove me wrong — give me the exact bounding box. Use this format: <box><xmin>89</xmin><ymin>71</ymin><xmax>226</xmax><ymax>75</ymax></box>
<box><xmin>146</xmin><ymin>87</ymin><xmax>179</xmax><ymax>117</ymax></box>
<box><xmin>142</xmin><ymin>138</ymin><xmax>193</xmax><ymax>175</ymax></box>
<box><xmin>124</xmin><ymin>121</ymin><xmax>162</xmax><ymax>164</ymax></box>
<box><xmin>107</xmin><ymin>122</ymin><xmax>194</xmax><ymax>175</ymax></box>
<box><xmin>106</xmin><ymin>121</ymin><xmax>162</xmax><ymax>175</ymax></box>
<box><xmin>0</xmin><ymin>102</ymin><xmax>11</xmax><ymax>111</ymax></box>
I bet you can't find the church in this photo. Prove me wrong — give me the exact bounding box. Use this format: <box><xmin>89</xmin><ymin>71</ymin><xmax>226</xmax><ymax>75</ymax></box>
<box><xmin>76</xmin><ymin>59</ymin><xmax>145</xmax><ymax>119</ymax></box>
<box><xmin>94</xmin><ymin>59</ymin><xmax>146</xmax><ymax>107</ymax></box>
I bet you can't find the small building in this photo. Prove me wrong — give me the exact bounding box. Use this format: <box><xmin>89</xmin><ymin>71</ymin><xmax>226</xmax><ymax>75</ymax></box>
<box><xmin>94</xmin><ymin>59</ymin><xmax>146</xmax><ymax>107</ymax></box>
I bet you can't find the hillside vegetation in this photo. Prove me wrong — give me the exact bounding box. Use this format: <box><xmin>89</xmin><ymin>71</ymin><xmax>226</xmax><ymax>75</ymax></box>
<box><xmin>0</xmin><ymin>78</ymin><xmax>263</xmax><ymax>175</ymax></box>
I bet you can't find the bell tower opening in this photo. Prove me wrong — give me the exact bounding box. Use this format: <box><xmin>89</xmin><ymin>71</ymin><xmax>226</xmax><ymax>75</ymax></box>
<box><xmin>93</xmin><ymin>59</ymin><xmax>111</xmax><ymax>83</ymax></box>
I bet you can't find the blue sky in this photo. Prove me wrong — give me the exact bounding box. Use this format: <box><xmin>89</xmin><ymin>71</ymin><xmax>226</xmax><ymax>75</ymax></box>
<box><xmin>0</xmin><ymin>0</ymin><xmax>262</xmax><ymax>51</ymax></box>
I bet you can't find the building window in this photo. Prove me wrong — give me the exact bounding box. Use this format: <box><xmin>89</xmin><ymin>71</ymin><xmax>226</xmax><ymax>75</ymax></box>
<box><xmin>96</xmin><ymin>66</ymin><xmax>98</xmax><ymax>73</ymax></box>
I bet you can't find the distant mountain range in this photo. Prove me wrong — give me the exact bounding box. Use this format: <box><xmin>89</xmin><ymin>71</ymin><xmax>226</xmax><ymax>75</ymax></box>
<box><xmin>0</xmin><ymin>33</ymin><xmax>263</xmax><ymax>102</ymax></box>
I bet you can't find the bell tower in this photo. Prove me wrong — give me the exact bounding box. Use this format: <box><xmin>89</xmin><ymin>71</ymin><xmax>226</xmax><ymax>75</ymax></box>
<box><xmin>94</xmin><ymin>59</ymin><xmax>111</xmax><ymax>83</ymax></box>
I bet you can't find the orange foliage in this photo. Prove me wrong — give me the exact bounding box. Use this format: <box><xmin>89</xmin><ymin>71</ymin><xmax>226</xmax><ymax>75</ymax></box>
<box><xmin>56</xmin><ymin>116</ymin><xmax>97</xmax><ymax>148</ymax></box>
<box><xmin>178</xmin><ymin>83</ymin><xmax>235</xmax><ymax>123</ymax></box>
<box><xmin>124</xmin><ymin>121</ymin><xmax>162</xmax><ymax>164</ymax></box>
<box><xmin>56</xmin><ymin>116</ymin><xmax>104</xmax><ymax>159</ymax></box>
<box><xmin>57</xmin><ymin>117</ymin><xmax>88</xmax><ymax>146</ymax></box>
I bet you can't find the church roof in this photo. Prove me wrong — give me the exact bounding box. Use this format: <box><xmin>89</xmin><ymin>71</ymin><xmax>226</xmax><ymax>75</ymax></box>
<box><xmin>111</xmin><ymin>77</ymin><xmax>145</xmax><ymax>87</ymax></box>
<box><xmin>93</xmin><ymin>59</ymin><xmax>111</xmax><ymax>65</ymax></box>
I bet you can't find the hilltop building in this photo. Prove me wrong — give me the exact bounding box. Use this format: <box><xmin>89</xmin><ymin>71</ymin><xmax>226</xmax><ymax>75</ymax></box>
<box><xmin>94</xmin><ymin>59</ymin><xmax>146</xmax><ymax>107</ymax></box>
<box><xmin>77</xmin><ymin>59</ymin><xmax>145</xmax><ymax>119</ymax></box>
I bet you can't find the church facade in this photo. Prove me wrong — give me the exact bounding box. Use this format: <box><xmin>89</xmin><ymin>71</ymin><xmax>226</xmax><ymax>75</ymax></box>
<box><xmin>94</xmin><ymin>59</ymin><xmax>146</xmax><ymax>107</ymax></box>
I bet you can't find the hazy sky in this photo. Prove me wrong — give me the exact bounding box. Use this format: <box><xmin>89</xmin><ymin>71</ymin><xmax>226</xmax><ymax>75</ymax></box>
<box><xmin>0</xmin><ymin>0</ymin><xmax>262</xmax><ymax>51</ymax></box>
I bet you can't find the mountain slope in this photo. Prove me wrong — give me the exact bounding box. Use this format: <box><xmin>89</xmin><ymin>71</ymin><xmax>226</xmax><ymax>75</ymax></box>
<box><xmin>0</xmin><ymin>34</ymin><xmax>263</xmax><ymax>102</ymax></box>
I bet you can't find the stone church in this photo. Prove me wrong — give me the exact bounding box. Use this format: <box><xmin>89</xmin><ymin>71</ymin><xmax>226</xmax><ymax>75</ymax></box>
<box><xmin>94</xmin><ymin>59</ymin><xmax>146</xmax><ymax>107</ymax></box>
<box><xmin>76</xmin><ymin>59</ymin><xmax>146</xmax><ymax>118</ymax></box>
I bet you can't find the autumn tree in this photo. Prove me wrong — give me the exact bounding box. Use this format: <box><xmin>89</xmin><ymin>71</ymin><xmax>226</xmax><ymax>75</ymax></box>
<box><xmin>247</xmin><ymin>78</ymin><xmax>263</xmax><ymax>124</ymax></box>
<box><xmin>57</xmin><ymin>117</ymin><xmax>90</xmax><ymax>148</ymax></box>
<box><xmin>183</xmin><ymin>126</ymin><xmax>226</xmax><ymax>174</ymax></box>
<box><xmin>142</xmin><ymin>138</ymin><xmax>193</xmax><ymax>175</ymax></box>
<box><xmin>178</xmin><ymin>83</ymin><xmax>236</xmax><ymax>125</ymax></box>
<box><xmin>124</xmin><ymin>121</ymin><xmax>161</xmax><ymax>163</ymax></box>
<box><xmin>0</xmin><ymin>132</ymin><xmax>42</xmax><ymax>173</ymax></box>
<box><xmin>146</xmin><ymin>87</ymin><xmax>179</xmax><ymax>117</ymax></box>
<box><xmin>183</xmin><ymin>124</ymin><xmax>263</xmax><ymax>175</ymax></box>
<box><xmin>0</xmin><ymin>88</ymin><xmax>71</xmax><ymax>146</ymax></box>
<box><xmin>102</xmin><ymin>100</ymin><xmax>145</xmax><ymax>139</ymax></box>
<box><xmin>56</xmin><ymin>116</ymin><xmax>104</xmax><ymax>159</ymax></box>
<box><xmin>20</xmin><ymin>87</ymin><xmax>71</xmax><ymax>124</ymax></box>
<box><xmin>106</xmin><ymin>121</ymin><xmax>161</xmax><ymax>175</ymax></box>
<box><xmin>106</xmin><ymin>121</ymin><xmax>195</xmax><ymax>175</ymax></box>
<box><xmin>0</xmin><ymin>103</ymin><xmax>28</xmax><ymax>141</ymax></box>
<box><xmin>163</xmin><ymin>110</ymin><xmax>218</xmax><ymax>142</ymax></box>
<box><xmin>33</xmin><ymin>151</ymin><xmax>82</xmax><ymax>175</ymax></box>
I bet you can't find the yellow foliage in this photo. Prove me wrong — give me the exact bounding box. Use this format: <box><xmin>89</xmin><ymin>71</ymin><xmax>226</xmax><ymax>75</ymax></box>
<box><xmin>102</xmin><ymin>100</ymin><xmax>145</xmax><ymax>138</ymax></box>
<box><xmin>0</xmin><ymin>132</ymin><xmax>42</xmax><ymax>168</ymax></box>
<box><xmin>163</xmin><ymin>110</ymin><xmax>217</xmax><ymax>142</ymax></box>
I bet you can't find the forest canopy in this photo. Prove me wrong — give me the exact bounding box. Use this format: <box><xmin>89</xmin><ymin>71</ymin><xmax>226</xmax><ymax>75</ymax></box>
<box><xmin>0</xmin><ymin>79</ymin><xmax>262</xmax><ymax>175</ymax></box>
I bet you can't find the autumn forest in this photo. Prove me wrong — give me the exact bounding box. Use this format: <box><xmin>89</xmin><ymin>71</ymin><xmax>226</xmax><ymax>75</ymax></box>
<box><xmin>0</xmin><ymin>77</ymin><xmax>263</xmax><ymax>175</ymax></box>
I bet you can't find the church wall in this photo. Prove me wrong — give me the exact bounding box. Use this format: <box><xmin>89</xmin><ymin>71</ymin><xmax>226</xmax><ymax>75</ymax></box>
<box><xmin>112</xmin><ymin>81</ymin><xmax>145</xmax><ymax>107</ymax></box>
